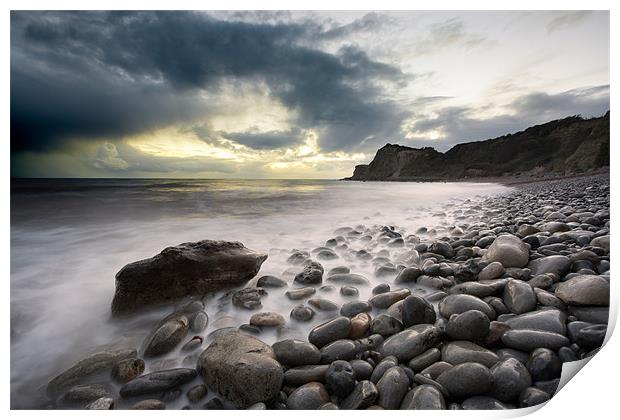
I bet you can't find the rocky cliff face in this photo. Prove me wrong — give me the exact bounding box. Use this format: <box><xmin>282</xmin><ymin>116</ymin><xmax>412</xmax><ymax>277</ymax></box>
<box><xmin>347</xmin><ymin>112</ymin><xmax>609</xmax><ymax>181</ymax></box>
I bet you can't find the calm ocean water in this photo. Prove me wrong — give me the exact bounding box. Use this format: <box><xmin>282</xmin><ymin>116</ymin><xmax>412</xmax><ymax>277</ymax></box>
<box><xmin>10</xmin><ymin>178</ymin><xmax>511</xmax><ymax>408</ymax></box>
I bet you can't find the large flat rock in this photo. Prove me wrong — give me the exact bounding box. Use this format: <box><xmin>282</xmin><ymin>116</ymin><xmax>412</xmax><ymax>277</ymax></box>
<box><xmin>111</xmin><ymin>240</ymin><xmax>267</xmax><ymax>315</ymax></box>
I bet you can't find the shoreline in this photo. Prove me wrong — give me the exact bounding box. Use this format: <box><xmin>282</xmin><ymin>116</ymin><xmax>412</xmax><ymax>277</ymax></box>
<box><xmin>342</xmin><ymin>168</ymin><xmax>610</xmax><ymax>187</ymax></box>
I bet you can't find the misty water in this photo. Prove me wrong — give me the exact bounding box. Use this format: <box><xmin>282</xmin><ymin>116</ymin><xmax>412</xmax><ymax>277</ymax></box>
<box><xmin>10</xmin><ymin>178</ymin><xmax>512</xmax><ymax>408</ymax></box>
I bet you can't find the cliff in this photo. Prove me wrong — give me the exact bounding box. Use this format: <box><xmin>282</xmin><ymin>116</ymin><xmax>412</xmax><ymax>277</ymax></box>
<box><xmin>346</xmin><ymin>112</ymin><xmax>609</xmax><ymax>181</ymax></box>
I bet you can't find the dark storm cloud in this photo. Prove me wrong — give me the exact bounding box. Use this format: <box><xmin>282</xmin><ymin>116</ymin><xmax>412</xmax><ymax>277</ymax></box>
<box><xmin>11</xmin><ymin>11</ymin><xmax>407</xmax><ymax>153</ymax></box>
<box><xmin>404</xmin><ymin>85</ymin><xmax>609</xmax><ymax>151</ymax></box>
<box><xmin>220</xmin><ymin>128</ymin><xmax>304</xmax><ymax>150</ymax></box>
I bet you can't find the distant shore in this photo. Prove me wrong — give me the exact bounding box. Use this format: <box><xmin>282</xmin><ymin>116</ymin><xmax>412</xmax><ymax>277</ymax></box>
<box><xmin>343</xmin><ymin>168</ymin><xmax>610</xmax><ymax>187</ymax></box>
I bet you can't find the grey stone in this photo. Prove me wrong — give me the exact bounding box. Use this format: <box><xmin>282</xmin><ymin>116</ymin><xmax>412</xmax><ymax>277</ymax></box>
<box><xmin>120</xmin><ymin>368</ymin><xmax>197</xmax><ymax>398</ymax></box>
<box><xmin>112</xmin><ymin>240</ymin><xmax>267</xmax><ymax>315</ymax></box>
<box><xmin>273</xmin><ymin>339</ymin><xmax>321</xmax><ymax>367</ymax></box>
<box><xmin>197</xmin><ymin>332</ymin><xmax>283</xmax><ymax>408</ymax></box>
<box><xmin>436</xmin><ymin>362</ymin><xmax>493</xmax><ymax>399</ymax></box>
<box><xmin>340</xmin><ymin>380</ymin><xmax>378</xmax><ymax>410</ymax></box>
<box><xmin>286</xmin><ymin>382</ymin><xmax>330</xmax><ymax>409</ymax></box>
<box><xmin>490</xmin><ymin>358</ymin><xmax>532</xmax><ymax>402</ymax></box>
<box><xmin>379</xmin><ymin>324</ymin><xmax>440</xmax><ymax>362</ymax></box>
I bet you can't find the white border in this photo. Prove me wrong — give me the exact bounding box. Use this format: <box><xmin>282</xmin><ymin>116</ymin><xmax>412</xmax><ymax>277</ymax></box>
<box><xmin>2</xmin><ymin>1</ymin><xmax>616</xmax><ymax>418</ymax></box>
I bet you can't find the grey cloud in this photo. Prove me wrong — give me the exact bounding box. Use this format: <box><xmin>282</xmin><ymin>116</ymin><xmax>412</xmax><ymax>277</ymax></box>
<box><xmin>547</xmin><ymin>11</ymin><xmax>594</xmax><ymax>33</ymax></box>
<box><xmin>404</xmin><ymin>85</ymin><xmax>609</xmax><ymax>151</ymax></box>
<box><xmin>318</xmin><ymin>12</ymin><xmax>393</xmax><ymax>40</ymax></box>
<box><xmin>11</xmin><ymin>11</ymin><xmax>408</xmax><ymax>155</ymax></box>
<box><xmin>415</xmin><ymin>18</ymin><xmax>487</xmax><ymax>56</ymax></box>
<box><xmin>220</xmin><ymin>128</ymin><xmax>303</xmax><ymax>150</ymax></box>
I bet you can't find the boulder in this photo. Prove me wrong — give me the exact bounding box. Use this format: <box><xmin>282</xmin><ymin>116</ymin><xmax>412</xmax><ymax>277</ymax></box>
<box><xmin>482</xmin><ymin>234</ymin><xmax>529</xmax><ymax>268</ymax></box>
<box><xmin>555</xmin><ymin>275</ymin><xmax>610</xmax><ymax>306</ymax></box>
<box><xmin>112</xmin><ymin>240</ymin><xmax>267</xmax><ymax>315</ymax></box>
<box><xmin>47</xmin><ymin>348</ymin><xmax>137</xmax><ymax>398</ymax></box>
<box><xmin>197</xmin><ymin>332</ymin><xmax>283</xmax><ymax>408</ymax></box>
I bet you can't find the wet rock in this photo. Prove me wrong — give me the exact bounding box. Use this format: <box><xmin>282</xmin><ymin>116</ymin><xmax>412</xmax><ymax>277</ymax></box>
<box><xmin>112</xmin><ymin>240</ymin><xmax>267</xmax><ymax>315</ymax></box>
<box><xmin>442</xmin><ymin>341</ymin><xmax>499</xmax><ymax>368</ymax></box>
<box><xmin>575</xmin><ymin>324</ymin><xmax>607</xmax><ymax>350</ymax></box>
<box><xmin>349</xmin><ymin>312</ymin><xmax>372</xmax><ymax>339</ymax></box>
<box><xmin>320</xmin><ymin>339</ymin><xmax>358</xmax><ymax>363</ymax></box>
<box><xmin>286</xmin><ymin>287</ymin><xmax>316</xmax><ymax>300</ymax></box>
<box><xmin>308</xmin><ymin>316</ymin><xmax>352</xmax><ymax>348</ymax></box>
<box><xmin>369</xmin><ymin>289</ymin><xmax>411</xmax><ymax>309</ymax></box>
<box><xmin>326</xmin><ymin>360</ymin><xmax>356</xmax><ymax>398</ymax></box>
<box><xmin>446</xmin><ymin>310</ymin><xmax>490</xmax><ymax>341</ymax></box>
<box><xmin>490</xmin><ymin>358</ymin><xmax>532</xmax><ymax>402</ymax></box>
<box><xmin>160</xmin><ymin>387</ymin><xmax>182</xmax><ymax>402</ymax></box>
<box><xmin>429</xmin><ymin>241</ymin><xmax>455</xmax><ymax>258</ymax></box>
<box><xmin>421</xmin><ymin>361</ymin><xmax>453</xmax><ymax>379</ymax></box>
<box><xmin>436</xmin><ymin>362</ymin><xmax>493</xmax><ymax>399</ymax></box>
<box><xmin>350</xmin><ymin>359</ymin><xmax>374</xmax><ymax>380</ymax></box>
<box><xmin>131</xmin><ymin>399</ymin><xmax>166</xmax><ymax>410</ymax></box>
<box><xmin>376</xmin><ymin>366</ymin><xmax>409</xmax><ymax>409</ymax></box>
<box><xmin>527</xmin><ymin>348</ymin><xmax>562</xmax><ymax>381</ymax></box>
<box><xmin>379</xmin><ymin>324</ymin><xmax>440</xmax><ymax>362</ymax></box>
<box><xmin>47</xmin><ymin>348</ymin><xmax>137</xmax><ymax>398</ymax></box>
<box><xmin>232</xmin><ymin>287</ymin><xmax>267</xmax><ymax>309</ymax></box>
<box><xmin>290</xmin><ymin>304</ymin><xmax>315</xmax><ymax>321</ymax></box>
<box><xmin>191</xmin><ymin>311</ymin><xmax>209</xmax><ymax>333</ymax></box>
<box><xmin>439</xmin><ymin>294</ymin><xmax>495</xmax><ymax>320</ymax></box>
<box><xmin>247</xmin><ymin>402</ymin><xmax>267</xmax><ymax>409</ymax></box>
<box><xmin>503</xmin><ymin>280</ymin><xmax>537</xmax><ymax>315</ymax></box>
<box><xmin>197</xmin><ymin>332</ymin><xmax>283</xmax><ymax>408</ymax></box>
<box><xmin>203</xmin><ymin>398</ymin><xmax>225</xmax><ymax>409</ymax></box>
<box><xmin>590</xmin><ymin>235</ymin><xmax>610</xmax><ymax>253</ymax></box>
<box><xmin>568</xmin><ymin>306</ymin><xmax>609</xmax><ymax>323</ymax></box>
<box><xmin>308</xmin><ymin>298</ymin><xmax>339</xmax><ymax>312</ymax></box>
<box><xmin>181</xmin><ymin>336</ymin><xmax>203</xmax><ymax>352</ymax></box>
<box><xmin>395</xmin><ymin>266</ymin><xmax>422</xmax><ymax>283</ymax></box>
<box><xmin>340</xmin><ymin>301</ymin><xmax>372</xmax><ymax>317</ymax></box>
<box><xmin>318</xmin><ymin>249</ymin><xmax>339</xmax><ymax>260</ymax></box>
<box><xmin>86</xmin><ymin>397</ymin><xmax>115</xmax><ymax>409</ymax></box>
<box><xmin>518</xmin><ymin>387</ymin><xmax>550</xmax><ymax>407</ymax></box>
<box><xmin>326</xmin><ymin>273</ymin><xmax>370</xmax><ymax>285</ymax></box>
<box><xmin>329</xmin><ymin>266</ymin><xmax>350</xmax><ymax>276</ymax></box>
<box><xmin>294</xmin><ymin>261</ymin><xmax>324</xmax><ymax>285</ymax></box>
<box><xmin>340</xmin><ymin>285</ymin><xmax>359</xmax><ymax>296</ymax></box>
<box><xmin>408</xmin><ymin>348</ymin><xmax>441</xmax><ymax>372</ymax></box>
<box><xmin>250</xmin><ymin>312</ymin><xmax>286</xmax><ymax>327</ymax></box>
<box><xmin>505</xmin><ymin>309</ymin><xmax>566</xmax><ymax>334</ymax></box>
<box><xmin>286</xmin><ymin>382</ymin><xmax>330</xmax><ymax>409</ymax></box>
<box><xmin>401</xmin><ymin>296</ymin><xmax>436</xmax><ymax>327</ymax></box>
<box><xmin>482</xmin><ymin>234</ymin><xmax>529</xmax><ymax>268</ymax></box>
<box><xmin>555</xmin><ymin>275</ymin><xmax>610</xmax><ymax>306</ymax></box>
<box><xmin>257</xmin><ymin>275</ymin><xmax>287</xmax><ymax>288</ymax></box>
<box><xmin>273</xmin><ymin>339</ymin><xmax>321</xmax><ymax>367</ymax></box>
<box><xmin>187</xmin><ymin>384</ymin><xmax>208</xmax><ymax>403</ymax></box>
<box><xmin>111</xmin><ymin>357</ymin><xmax>145</xmax><ymax>384</ymax></box>
<box><xmin>288</xmin><ymin>250</ymin><xmax>310</xmax><ymax>265</ymax></box>
<box><xmin>478</xmin><ymin>262</ymin><xmax>505</xmax><ymax>280</ymax></box>
<box><xmin>370</xmin><ymin>356</ymin><xmax>398</xmax><ymax>383</ymax></box>
<box><xmin>528</xmin><ymin>255</ymin><xmax>571</xmax><ymax>277</ymax></box>
<box><xmin>143</xmin><ymin>316</ymin><xmax>189</xmax><ymax>357</ymax></box>
<box><xmin>340</xmin><ymin>380</ymin><xmax>378</xmax><ymax>410</ymax></box>
<box><xmin>372</xmin><ymin>283</ymin><xmax>391</xmax><ymax>295</ymax></box>
<box><xmin>501</xmin><ymin>329</ymin><xmax>569</xmax><ymax>351</ymax></box>
<box><xmin>462</xmin><ymin>396</ymin><xmax>509</xmax><ymax>410</ymax></box>
<box><xmin>401</xmin><ymin>384</ymin><xmax>445</xmax><ymax>409</ymax></box>
<box><xmin>283</xmin><ymin>365</ymin><xmax>329</xmax><ymax>386</ymax></box>
<box><xmin>370</xmin><ymin>314</ymin><xmax>403</xmax><ymax>336</ymax></box>
<box><xmin>120</xmin><ymin>368</ymin><xmax>197</xmax><ymax>397</ymax></box>
<box><xmin>61</xmin><ymin>383</ymin><xmax>111</xmax><ymax>405</ymax></box>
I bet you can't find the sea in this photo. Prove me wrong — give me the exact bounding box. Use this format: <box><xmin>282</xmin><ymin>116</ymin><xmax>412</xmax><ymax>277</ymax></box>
<box><xmin>10</xmin><ymin>178</ymin><xmax>511</xmax><ymax>408</ymax></box>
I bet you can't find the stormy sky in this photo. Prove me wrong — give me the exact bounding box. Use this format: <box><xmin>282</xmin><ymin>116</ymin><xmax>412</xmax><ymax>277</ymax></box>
<box><xmin>11</xmin><ymin>11</ymin><xmax>609</xmax><ymax>178</ymax></box>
